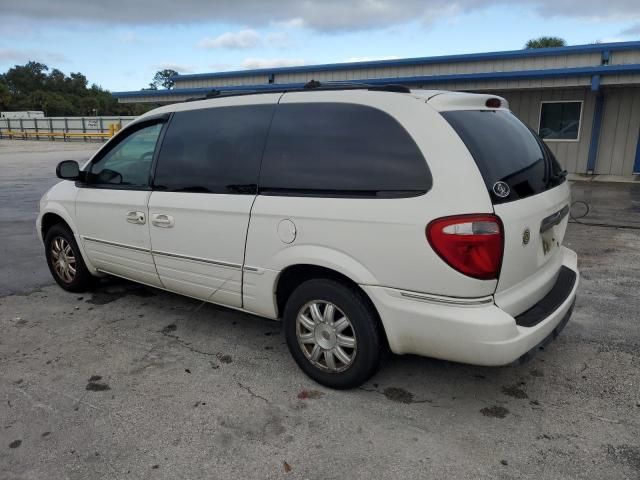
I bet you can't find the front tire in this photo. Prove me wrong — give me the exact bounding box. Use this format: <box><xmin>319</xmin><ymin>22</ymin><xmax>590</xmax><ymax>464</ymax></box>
<box><xmin>44</xmin><ymin>224</ymin><xmax>94</xmax><ymax>292</ymax></box>
<box><xmin>283</xmin><ymin>278</ymin><xmax>383</xmax><ymax>389</ymax></box>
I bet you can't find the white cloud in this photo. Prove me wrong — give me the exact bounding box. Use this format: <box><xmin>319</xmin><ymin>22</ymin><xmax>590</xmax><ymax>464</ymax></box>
<box><xmin>4</xmin><ymin>1</ymin><xmax>640</xmax><ymax>33</ymax></box>
<box><xmin>597</xmin><ymin>36</ymin><xmax>627</xmax><ymax>43</ymax></box>
<box><xmin>198</xmin><ymin>29</ymin><xmax>261</xmax><ymax>49</ymax></box>
<box><xmin>344</xmin><ymin>55</ymin><xmax>401</xmax><ymax>62</ymax></box>
<box><xmin>272</xmin><ymin>17</ymin><xmax>305</xmax><ymax>28</ymax></box>
<box><xmin>620</xmin><ymin>23</ymin><xmax>640</xmax><ymax>36</ymax></box>
<box><xmin>0</xmin><ymin>48</ymin><xmax>69</xmax><ymax>64</ymax></box>
<box><xmin>154</xmin><ymin>63</ymin><xmax>195</xmax><ymax>73</ymax></box>
<box><xmin>208</xmin><ymin>62</ymin><xmax>234</xmax><ymax>71</ymax></box>
<box><xmin>241</xmin><ymin>58</ymin><xmax>306</xmax><ymax>69</ymax></box>
<box><xmin>266</xmin><ymin>31</ymin><xmax>290</xmax><ymax>48</ymax></box>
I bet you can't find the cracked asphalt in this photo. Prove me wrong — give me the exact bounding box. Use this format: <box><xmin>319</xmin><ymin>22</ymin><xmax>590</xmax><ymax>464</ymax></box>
<box><xmin>1</xmin><ymin>140</ymin><xmax>639</xmax><ymax>479</ymax></box>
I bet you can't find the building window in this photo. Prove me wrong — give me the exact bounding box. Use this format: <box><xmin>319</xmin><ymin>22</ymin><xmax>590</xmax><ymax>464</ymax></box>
<box><xmin>538</xmin><ymin>101</ymin><xmax>582</xmax><ymax>141</ymax></box>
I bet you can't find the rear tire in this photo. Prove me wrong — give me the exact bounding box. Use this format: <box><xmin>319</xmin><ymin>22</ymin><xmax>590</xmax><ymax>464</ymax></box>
<box><xmin>44</xmin><ymin>224</ymin><xmax>94</xmax><ymax>292</ymax></box>
<box><xmin>283</xmin><ymin>278</ymin><xmax>383</xmax><ymax>389</ymax></box>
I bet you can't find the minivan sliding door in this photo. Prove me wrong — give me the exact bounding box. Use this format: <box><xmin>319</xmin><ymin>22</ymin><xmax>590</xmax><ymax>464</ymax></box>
<box><xmin>148</xmin><ymin>99</ymin><xmax>277</xmax><ymax>307</ymax></box>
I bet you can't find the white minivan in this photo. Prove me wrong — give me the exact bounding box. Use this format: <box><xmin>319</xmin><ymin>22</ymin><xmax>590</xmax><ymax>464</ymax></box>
<box><xmin>38</xmin><ymin>85</ymin><xmax>579</xmax><ymax>389</ymax></box>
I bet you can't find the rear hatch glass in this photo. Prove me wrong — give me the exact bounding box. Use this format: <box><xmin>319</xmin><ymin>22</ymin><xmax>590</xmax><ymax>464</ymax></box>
<box><xmin>441</xmin><ymin>110</ymin><xmax>566</xmax><ymax>204</ymax></box>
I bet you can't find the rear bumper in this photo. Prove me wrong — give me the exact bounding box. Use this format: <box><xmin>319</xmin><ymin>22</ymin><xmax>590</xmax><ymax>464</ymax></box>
<box><xmin>362</xmin><ymin>246</ymin><xmax>578</xmax><ymax>366</ymax></box>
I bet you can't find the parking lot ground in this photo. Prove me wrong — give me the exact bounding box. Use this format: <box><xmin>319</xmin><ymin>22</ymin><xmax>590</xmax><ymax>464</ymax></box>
<box><xmin>1</xmin><ymin>140</ymin><xmax>639</xmax><ymax>479</ymax></box>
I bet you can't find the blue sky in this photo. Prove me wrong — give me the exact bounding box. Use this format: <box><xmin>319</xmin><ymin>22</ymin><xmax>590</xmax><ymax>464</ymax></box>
<box><xmin>1</xmin><ymin>1</ymin><xmax>639</xmax><ymax>92</ymax></box>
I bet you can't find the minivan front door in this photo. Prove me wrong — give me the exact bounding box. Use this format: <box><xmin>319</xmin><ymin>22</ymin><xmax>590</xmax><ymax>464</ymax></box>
<box><xmin>76</xmin><ymin>120</ymin><xmax>165</xmax><ymax>288</ymax></box>
<box><xmin>148</xmin><ymin>99</ymin><xmax>277</xmax><ymax>307</ymax></box>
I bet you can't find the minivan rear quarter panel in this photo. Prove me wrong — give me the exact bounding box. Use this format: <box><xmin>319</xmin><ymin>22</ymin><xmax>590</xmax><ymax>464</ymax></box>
<box><xmin>243</xmin><ymin>91</ymin><xmax>498</xmax><ymax>317</ymax></box>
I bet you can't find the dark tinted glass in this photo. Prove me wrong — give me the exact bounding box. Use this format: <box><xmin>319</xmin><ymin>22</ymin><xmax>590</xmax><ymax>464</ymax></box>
<box><xmin>442</xmin><ymin>110</ymin><xmax>565</xmax><ymax>204</ymax></box>
<box><xmin>154</xmin><ymin>105</ymin><xmax>274</xmax><ymax>194</ymax></box>
<box><xmin>539</xmin><ymin>102</ymin><xmax>581</xmax><ymax>140</ymax></box>
<box><xmin>259</xmin><ymin>103</ymin><xmax>431</xmax><ymax>197</ymax></box>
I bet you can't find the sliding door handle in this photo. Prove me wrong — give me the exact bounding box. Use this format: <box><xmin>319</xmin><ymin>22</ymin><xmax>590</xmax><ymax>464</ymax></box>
<box><xmin>126</xmin><ymin>211</ymin><xmax>146</xmax><ymax>225</ymax></box>
<box><xmin>151</xmin><ymin>213</ymin><xmax>175</xmax><ymax>228</ymax></box>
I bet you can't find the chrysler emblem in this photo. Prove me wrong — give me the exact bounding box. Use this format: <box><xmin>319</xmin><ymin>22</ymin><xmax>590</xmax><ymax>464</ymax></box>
<box><xmin>492</xmin><ymin>181</ymin><xmax>510</xmax><ymax>198</ymax></box>
<box><xmin>522</xmin><ymin>228</ymin><xmax>531</xmax><ymax>246</ymax></box>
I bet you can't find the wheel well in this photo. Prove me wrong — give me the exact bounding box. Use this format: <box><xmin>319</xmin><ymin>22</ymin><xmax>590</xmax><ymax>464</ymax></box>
<box><xmin>275</xmin><ymin>264</ymin><xmax>387</xmax><ymax>345</ymax></box>
<box><xmin>41</xmin><ymin>213</ymin><xmax>70</xmax><ymax>239</ymax></box>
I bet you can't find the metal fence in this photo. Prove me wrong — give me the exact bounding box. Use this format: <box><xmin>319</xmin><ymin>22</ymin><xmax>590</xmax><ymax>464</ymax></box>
<box><xmin>0</xmin><ymin>116</ymin><xmax>137</xmax><ymax>142</ymax></box>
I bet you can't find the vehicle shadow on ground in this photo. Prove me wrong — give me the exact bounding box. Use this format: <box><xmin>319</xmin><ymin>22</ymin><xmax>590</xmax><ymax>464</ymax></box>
<box><xmin>87</xmin><ymin>275</ymin><xmax>550</xmax><ymax>411</ymax></box>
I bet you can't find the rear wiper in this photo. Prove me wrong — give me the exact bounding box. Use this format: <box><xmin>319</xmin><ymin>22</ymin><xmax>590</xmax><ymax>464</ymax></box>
<box><xmin>550</xmin><ymin>169</ymin><xmax>568</xmax><ymax>182</ymax></box>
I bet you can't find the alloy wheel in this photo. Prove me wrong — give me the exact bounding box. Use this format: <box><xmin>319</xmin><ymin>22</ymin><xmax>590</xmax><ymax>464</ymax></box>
<box><xmin>296</xmin><ymin>300</ymin><xmax>357</xmax><ymax>373</ymax></box>
<box><xmin>50</xmin><ymin>236</ymin><xmax>76</xmax><ymax>283</ymax></box>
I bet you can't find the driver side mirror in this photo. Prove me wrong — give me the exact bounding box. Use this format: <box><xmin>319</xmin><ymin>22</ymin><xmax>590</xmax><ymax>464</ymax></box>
<box><xmin>56</xmin><ymin>160</ymin><xmax>80</xmax><ymax>180</ymax></box>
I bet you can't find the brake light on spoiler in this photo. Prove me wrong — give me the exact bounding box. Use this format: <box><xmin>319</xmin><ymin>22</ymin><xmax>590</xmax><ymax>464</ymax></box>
<box><xmin>427</xmin><ymin>214</ymin><xmax>504</xmax><ymax>280</ymax></box>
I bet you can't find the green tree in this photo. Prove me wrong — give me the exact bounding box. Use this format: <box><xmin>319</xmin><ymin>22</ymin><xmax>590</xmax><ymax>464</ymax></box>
<box><xmin>525</xmin><ymin>36</ymin><xmax>567</xmax><ymax>49</ymax></box>
<box><xmin>151</xmin><ymin>69</ymin><xmax>178</xmax><ymax>89</ymax></box>
<box><xmin>4</xmin><ymin>61</ymin><xmax>49</xmax><ymax>96</ymax></box>
<box><xmin>0</xmin><ymin>61</ymin><xmax>154</xmax><ymax>116</ymax></box>
<box><xmin>43</xmin><ymin>92</ymin><xmax>75</xmax><ymax>117</ymax></box>
<box><xmin>0</xmin><ymin>78</ymin><xmax>11</xmax><ymax>110</ymax></box>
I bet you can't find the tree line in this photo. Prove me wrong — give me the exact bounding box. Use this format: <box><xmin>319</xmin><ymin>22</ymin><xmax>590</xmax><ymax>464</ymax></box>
<box><xmin>0</xmin><ymin>61</ymin><xmax>154</xmax><ymax>117</ymax></box>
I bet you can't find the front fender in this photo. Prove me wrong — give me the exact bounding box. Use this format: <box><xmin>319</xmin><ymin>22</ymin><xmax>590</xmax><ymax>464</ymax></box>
<box><xmin>38</xmin><ymin>191</ymin><xmax>99</xmax><ymax>275</ymax></box>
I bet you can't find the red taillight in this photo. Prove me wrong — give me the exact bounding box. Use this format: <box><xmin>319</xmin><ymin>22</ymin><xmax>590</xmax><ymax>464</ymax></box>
<box><xmin>426</xmin><ymin>214</ymin><xmax>503</xmax><ymax>280</ymax></box>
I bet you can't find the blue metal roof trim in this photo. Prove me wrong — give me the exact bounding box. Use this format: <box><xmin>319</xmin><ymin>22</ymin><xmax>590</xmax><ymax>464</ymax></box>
<box><xmin>112</xmin><ymin>63</ymin><xmax>640</xmax><ymax>99</ymax></box>
<box><xmin>170</xmin><ymin>41</ymin><xmax>640</xmax><ymax>81</ymax></box>
<box><xmin>112</xmin><ymin>83</ymin><xmax>305</xmax><ymax>98</ymax></box>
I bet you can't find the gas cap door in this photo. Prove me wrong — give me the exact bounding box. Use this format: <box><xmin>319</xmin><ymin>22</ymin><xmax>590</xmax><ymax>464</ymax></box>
<box><xmin>277</xmin><ymin>219</ymin><xmax>297</xmax><ymax>244</ymax></box>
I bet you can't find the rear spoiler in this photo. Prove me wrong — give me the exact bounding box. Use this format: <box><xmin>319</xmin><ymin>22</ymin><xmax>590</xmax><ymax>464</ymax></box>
<box><xmin>426</xmin><ymin>92</ymin><xmax>509</xmax><ymax>112</ymax></box>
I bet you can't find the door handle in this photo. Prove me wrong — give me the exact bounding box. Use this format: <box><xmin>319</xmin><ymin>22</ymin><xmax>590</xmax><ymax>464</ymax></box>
<box><xmin>126</xmin><ymin>211</ymin><xmax>146</xmax><ymax>225</ymax></box>
<box><xmin>151</xmin><ymin>213</ymin><xmax>175</xmax><ymax>228</ymax></box>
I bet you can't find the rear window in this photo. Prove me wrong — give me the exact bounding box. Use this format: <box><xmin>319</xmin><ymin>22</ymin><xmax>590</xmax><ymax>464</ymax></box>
<box><xmin>442</xmin><ymin>110</ymin><xmax>565</xmax><ymax>204</ymax></box>
<box><xmin>259</xmin><ymin>102</ymin><xmax>431</xmax><ymax>197</ymax></box>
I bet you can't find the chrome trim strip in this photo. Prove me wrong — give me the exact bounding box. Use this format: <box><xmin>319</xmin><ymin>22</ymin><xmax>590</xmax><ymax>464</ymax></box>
<box><xmin>152</xmin><ymin>250</ymin><xmax>241</xmax><ymax>269</ymax></box>
<box><xmin>82</xmin><ymin>237</ymin><xmax>242</xmax><ymax>269</ymax></box>
<box><xmin>243</xmin><ymin>266</ymin><xmax>259</xmax><ymax>272</ymax></box>
<box><xmin>82</xmin><ymin>236</ymin><xmax>150</xmax><ymax>253</ymax></box>
<box><xmin>400</xmin><ymin>291</ymin><xmax>494</xmax><ymax>306</ymax></box>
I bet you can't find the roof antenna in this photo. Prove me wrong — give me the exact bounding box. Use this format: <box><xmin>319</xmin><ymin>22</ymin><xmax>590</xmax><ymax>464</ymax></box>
<box><xmin>303</xmin><ymin>80</ymin><xmax>321</xmax><ymax>89</ymax></box>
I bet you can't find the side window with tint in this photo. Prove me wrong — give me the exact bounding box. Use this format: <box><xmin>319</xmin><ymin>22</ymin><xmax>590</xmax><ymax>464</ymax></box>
<box><xmin>259</xmin><ymin>102</ymin><xmax>431</xmax><ymax>197</ymax></box>
<box><xmin>88</xmin><ymin>123</ymin><xmax>162</xmax><ymax>187</ymax></box>
<box><xmin>153</xmin><ymin>104</ymin><xmax>274</xmax><ymax>193</ymax></box>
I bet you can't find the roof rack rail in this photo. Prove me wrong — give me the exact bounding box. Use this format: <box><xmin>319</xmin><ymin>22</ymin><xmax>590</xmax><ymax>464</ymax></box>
<box><xmin>368</xmin><ymin>84</ymin><xmax>411</xmax><ymax>93</ymax></box>
<box><xmin>303</xmin><ymin>79</ymin><xmax>411</xmax><ymax>93</ymax></box>
<box><xmin>181</xmin><ymin>80</ymin><xmax>411</xmax><ymax>103</ymax></box>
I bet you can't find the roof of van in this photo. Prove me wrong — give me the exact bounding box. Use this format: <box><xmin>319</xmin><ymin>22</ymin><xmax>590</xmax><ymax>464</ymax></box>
<box><xmin>136</xmin><ymin>87</ymin><xmax>508</xmax><ymax>121</ymax></box>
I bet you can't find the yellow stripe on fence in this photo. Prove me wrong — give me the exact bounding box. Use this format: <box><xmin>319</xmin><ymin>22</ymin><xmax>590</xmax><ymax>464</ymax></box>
<box><xmin>0</xmin><ymin>123</ymin><xmax>121</xmax><ymax>140</ymax></box>
<box><xmin>0</xmin><ymin>130</ymin><xmax>114</xmax><ymax>140</ymax></box>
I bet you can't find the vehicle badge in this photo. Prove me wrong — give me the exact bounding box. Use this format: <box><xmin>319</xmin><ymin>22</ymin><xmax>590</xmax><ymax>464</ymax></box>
<box><xmin>522</xmin><ymin>228</ymin><xmax>530</xmax><ymax>246</ymax></box>
<box><xmin>492</xmin><ymin>181</ymin><xmax>510</xmax><ymax>198</ymax></box>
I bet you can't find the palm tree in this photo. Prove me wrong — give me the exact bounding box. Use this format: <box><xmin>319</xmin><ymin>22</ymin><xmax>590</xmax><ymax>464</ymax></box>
<box><xmin>525</xmin><ymin>37</ymin><xmax>567</xmax><ymax>49</ymax></box>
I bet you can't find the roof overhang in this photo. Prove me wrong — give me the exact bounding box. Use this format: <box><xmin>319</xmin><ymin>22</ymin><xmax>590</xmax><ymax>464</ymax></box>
<box><xmin>169</xmin><ymin>40</ymin><xmax>640</xmax><ymax>82</ymax></box>
<box><xmin>112</xmin><ymin>63</ymin><xmax>640</xmax><ymax>102</ymax></box>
